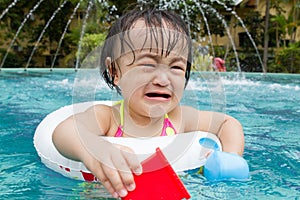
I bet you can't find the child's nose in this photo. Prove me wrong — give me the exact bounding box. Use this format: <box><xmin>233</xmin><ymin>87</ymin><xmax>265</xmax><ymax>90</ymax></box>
<box><xmin>152</xmin><ymin>69</ymin><xmax>170</xmax><ymax>87</ymax></box>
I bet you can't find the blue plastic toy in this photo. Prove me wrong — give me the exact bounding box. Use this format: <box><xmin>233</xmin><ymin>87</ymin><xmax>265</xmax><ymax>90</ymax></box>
<box><xmin>204</xmin><ymin>151</ymin><xmax>250</xmax><ymax>181</ymax></box>
<box><xmin>199</xmin><ymin>137</ymin><xmax>250</xmax><ymax>181</ymax></box>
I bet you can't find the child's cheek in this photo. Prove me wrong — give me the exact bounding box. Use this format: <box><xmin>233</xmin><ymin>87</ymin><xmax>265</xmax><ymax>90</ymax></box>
<box><xmin>119</xmin><ymin>68</ymin><xmax>149</xmax><ymax>97</ymax></box>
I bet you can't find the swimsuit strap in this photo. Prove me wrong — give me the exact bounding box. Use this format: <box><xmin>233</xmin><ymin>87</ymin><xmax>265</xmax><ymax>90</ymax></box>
<box><xmin>114</xmin><ymin>100</ymin><xmax>177</xmax><ymax>137</ymax></box>
<box><xmin>119</xmin><ymin>100</ymin><xmax>124</xmax><ymax>127</ymax></box>
<box><xmin>114</xmin><ymin>100</ymin><xmax>124</xmax><ymax>137</ymax></box>
<box><xmin>161</xmin><ymin>113</ymin><xmax>177</xmax><ymax>136</ymax></box>
<box><xmin>113</xmin><ymin>100</ymin><xmax>124</xmax><ymax>126</ymax></box>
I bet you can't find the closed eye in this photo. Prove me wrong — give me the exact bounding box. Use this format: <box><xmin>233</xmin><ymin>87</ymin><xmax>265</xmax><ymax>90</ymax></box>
<box><xmin>171</xmin><ymin>65</ymin><xmax>185</xmax><ymax>71</ymax></box>
<box><xmin>143</xmin><ymin>64</ymin><xmax>156</xmax><ymax>67</ymax></box>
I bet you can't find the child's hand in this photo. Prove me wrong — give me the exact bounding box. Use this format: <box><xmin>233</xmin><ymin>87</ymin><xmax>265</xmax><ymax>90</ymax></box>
<box><xmin>81</xmin><ymin>141</ymin><xmax>142</xmax><ymax>198</ymax></box>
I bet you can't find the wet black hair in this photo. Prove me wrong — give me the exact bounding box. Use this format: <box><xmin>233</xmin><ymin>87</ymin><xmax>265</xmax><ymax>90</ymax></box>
<box><xmin>100</xmin><ymin>7</ymin><xmax>192</xmax><ymax>92</ymax></box>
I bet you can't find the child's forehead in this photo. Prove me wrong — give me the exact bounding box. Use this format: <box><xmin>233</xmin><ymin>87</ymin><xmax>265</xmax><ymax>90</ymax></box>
<box><xmin>131</xmin><ymin>18</ymin><xmax>167</xmax><ymax>29</ymax></box>
<box><xmin>124</xmin><ymin>49</ymin><xmax>188</xmax><ymax>63</ymax></box>
<box><xmin>111</xmin><ymin>20</ymin><xmax>189</xmax><ymax>60</ymax></box>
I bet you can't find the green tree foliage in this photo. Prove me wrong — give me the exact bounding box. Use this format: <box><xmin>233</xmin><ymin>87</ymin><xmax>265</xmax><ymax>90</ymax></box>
<box><xmin>237</xmin><ymin>10</ymin><xmax>264</xmax><ymax>48</ymax></box>
<box><xmin>37</xmin><ymin>1</ymin><xmax>76</xmax><ymax>48</ymax></box>
<box><xmin>0</xmin><ymin>1</ymin><xmax>36</xmax><ymax>43</ymax></box>
<box><xmin>78</xmin><ymin>33</ymin><xmax>106</xmax><ymax>61</ymax></box>
<box><xmin>0</xmin><ymin>0</ymin><xmax>299</xmax><ymax>71</ymax></box>
<box><xmin>286</xmin><ymin>0</ymin><xmax>300</xmax><ymax>43</ymax></box>
<box><xmin>271</xmin><ymin>41</ymin><xmax>300</xmax><ymax>73</ymax></box>
<box><xmin>270</xmin><ymin>14</ymin><xmax>287</xmax><ymax>48</ymax></box>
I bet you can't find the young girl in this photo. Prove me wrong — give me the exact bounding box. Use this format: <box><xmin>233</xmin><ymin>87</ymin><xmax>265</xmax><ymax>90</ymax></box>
<box><xmin>53</xmin><ymin>7</ymin><xmax>244</xmax><ymax>198</ymax></box>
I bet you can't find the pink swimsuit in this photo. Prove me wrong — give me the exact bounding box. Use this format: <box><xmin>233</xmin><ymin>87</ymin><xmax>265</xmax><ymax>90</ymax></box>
<box><xmin>114</xmin><ymin>100</ymin><xmax>177</xmax><ymax>137</ymax></box>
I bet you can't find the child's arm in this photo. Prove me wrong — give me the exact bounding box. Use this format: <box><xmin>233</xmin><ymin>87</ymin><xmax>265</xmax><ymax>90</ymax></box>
<box><xmin>52</xmin><ymin>108</ymin><xmax>142</xmax><ymax>198</ymax></box>
<box><xmin>183</xmin><ymin>107</ymin><xmax>249</xmax><ymax>181</ymax></box>
<box><xmin>215</xmin><ymin>115</ymin><xmax>244</xmax><ymax>156</ymax></box>
<box><xmin>183</xmin><ymin>107</ymin><xmax>244</xmax><ymax>156</ymax></box>
<box><xmin>196</xmin><ymin>111</ymin><xmax>249</xmax><ymax>181</ymax></box>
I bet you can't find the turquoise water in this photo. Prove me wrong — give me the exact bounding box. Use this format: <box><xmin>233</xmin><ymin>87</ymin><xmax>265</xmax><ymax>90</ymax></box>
<box><xmin>0</xmin><ymin>69</ymin><xmax>299</xmax><ymax>199</ymax></box>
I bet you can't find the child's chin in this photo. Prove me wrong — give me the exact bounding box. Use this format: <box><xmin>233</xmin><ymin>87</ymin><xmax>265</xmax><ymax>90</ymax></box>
<box><xmin>147</xmin><ymin>105</ymin><xmax>167</xmax><ymax>118</ymax></box>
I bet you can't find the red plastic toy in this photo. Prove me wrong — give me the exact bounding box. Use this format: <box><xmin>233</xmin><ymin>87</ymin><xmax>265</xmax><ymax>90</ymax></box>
<box><xmin>122</xmin><ymin>148</ymin><xmax>190</xmax><ymax>200</ymax></box>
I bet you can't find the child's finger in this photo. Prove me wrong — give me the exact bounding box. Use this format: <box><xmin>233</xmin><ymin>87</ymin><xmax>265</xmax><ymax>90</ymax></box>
<box><xmin>97</xmin><ymin>168</ymin><xmax>119</xmax><ymax>197</ymax></box>
<box><xmin>102</xmin><ymin>161</ymin><xmax>129</xmax><ymax>197</ymax></box>
<box><xmin>85</xmin><ymin>160</ymin><xmax>119</xmax><ymax>198</ymax></box>
<box><xmin>113</xmin><ymin>155</ymin><xmax>136</xmax><ymax>192</ymax></box>
<box><xmin>120</xmin><ymin>146</ymin><xmax>142</xmax><ymax>175</ymax></box>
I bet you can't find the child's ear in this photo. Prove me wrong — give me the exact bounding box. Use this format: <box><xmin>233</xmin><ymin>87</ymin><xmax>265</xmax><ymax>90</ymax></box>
<box><xmin>113</xmin><ymin>72</ymin><xmax>120</xmax><ymax>85</ymax></box>
<box><xmin>105</xmin><ymin>57</ymin><xmax>119</xmax><ymax>85</ymax></box>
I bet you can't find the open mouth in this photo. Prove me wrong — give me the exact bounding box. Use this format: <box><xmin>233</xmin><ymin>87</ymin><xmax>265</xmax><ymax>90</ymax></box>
<box><xmin>145</xmin><ymin>92</ymin><xmax>171</xmax><ymax>99</ymax></box>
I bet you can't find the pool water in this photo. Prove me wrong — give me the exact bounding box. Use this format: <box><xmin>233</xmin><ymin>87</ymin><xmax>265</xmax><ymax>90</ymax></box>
<box><xmin>0</xmin><ymin>69</ymin><xmax>299</xmax><ymax>199</ymax></box>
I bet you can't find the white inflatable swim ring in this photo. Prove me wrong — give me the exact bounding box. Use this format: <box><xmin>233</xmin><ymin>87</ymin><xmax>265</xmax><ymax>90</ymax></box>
<box><xmin>34</xmin><ymin>101</ymin><xmax>222</xmax><ymax>181</ymax></box>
